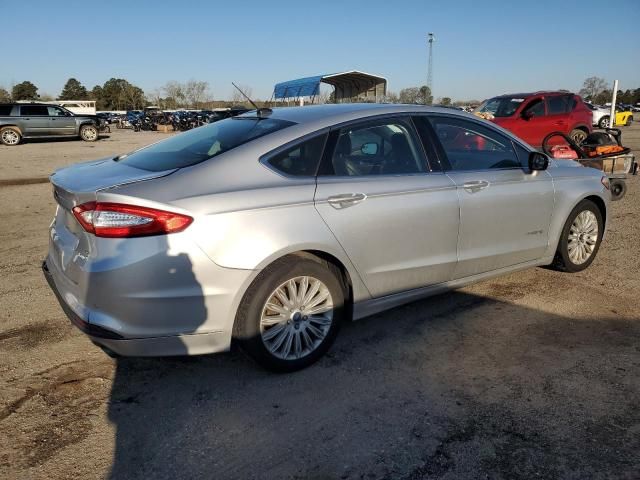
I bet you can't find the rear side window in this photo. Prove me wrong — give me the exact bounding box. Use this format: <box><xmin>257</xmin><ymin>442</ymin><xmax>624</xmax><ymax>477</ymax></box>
<box><xmin>428</xmin><ymin>116</ymin><xmax>521</xmax><ymax>171</ymax></box>
<box><xmin>20</xmin><ymin>105</ymin><xmax>49</xmax><ymax>116</ymax></box>
<box><xmin>322</xmin><ymin>118</ymin><xmax>427</xmax><ymax>176</ymax></box>
<box><xmin>266</xmin><ymin>133</ymin><xmax>327</xmax><ymax>176</ymax></box>
<box><xmin>547</xmin><ymin>96</ymin><xmax>571</xmax><ymax>115</ymax></box>
<box><xmin>0</xmin><ymin>105</ymin><xmax>12</xmax><ymax>116</ymax></box>
<box><xmin>117</xmin><ymin>117</ymin><xmax>295</xmax><ymax>172</ymax></box>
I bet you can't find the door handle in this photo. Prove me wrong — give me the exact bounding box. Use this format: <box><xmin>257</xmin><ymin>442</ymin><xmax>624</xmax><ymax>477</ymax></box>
<box><xmin>462</xmin><ymin>180</ymin><xmax>489</xmax><ymax>193</ymax></box>
<box><xmin>327</xmin><ymin>193</ymin><xmax>367</xmax><ymax>209</ymax></box>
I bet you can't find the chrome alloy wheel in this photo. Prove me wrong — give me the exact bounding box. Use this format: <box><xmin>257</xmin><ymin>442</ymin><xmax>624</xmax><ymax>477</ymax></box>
<box><xmin>1</xmin><ymin>129</ymin><xmax>20</xmax><ymax>145</ymax></box>
<box><xmin>568</xmin><ymin>210</ymin><xmax>598</xmax><ymax>265</ymax></box>
<box><xmin>81</xmin><ymin>127</ymin><xmax>97</xmax><ymax>141</ymax></box>
<box><xmin>260</xmin><ymin>276</ymin><xmax>334</xmax><ymax>360</ymax></box>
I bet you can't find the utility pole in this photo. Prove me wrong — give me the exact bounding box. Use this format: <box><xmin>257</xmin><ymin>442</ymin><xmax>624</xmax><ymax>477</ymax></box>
<box><xmin>427</xmin><ymin>33</ymin><xmax>435</xmax><ymax>104</ymax></box>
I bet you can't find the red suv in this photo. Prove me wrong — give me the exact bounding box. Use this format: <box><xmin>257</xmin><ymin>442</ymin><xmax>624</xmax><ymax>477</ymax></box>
<box><xmin>476</xmin><ymin>91</ymin><xmax>592</xmax><ymax>147</ymax></box>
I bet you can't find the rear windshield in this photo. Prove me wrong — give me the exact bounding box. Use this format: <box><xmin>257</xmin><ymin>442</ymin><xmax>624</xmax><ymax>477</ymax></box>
<box><xmin>476</xmin><ymin>97</ymin><xmax>525</xmax><ymax>117</ymax></box>
<box><xmin>116</xmin><ymin>116</ymin><xmax>294</xmax><ymax>171</ymax></box>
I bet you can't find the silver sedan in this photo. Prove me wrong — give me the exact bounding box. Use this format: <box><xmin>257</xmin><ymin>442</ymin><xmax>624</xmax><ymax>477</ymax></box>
<box><xmin>44</xmin><ymin>104</ymin><xmax>610</xmax><ymax>371</ymax></box>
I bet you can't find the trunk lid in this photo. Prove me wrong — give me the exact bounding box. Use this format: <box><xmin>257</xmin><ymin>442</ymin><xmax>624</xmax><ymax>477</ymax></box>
<box><xmin>50</xmin><ymin>157</ymin><xmax>176</xmax><ymax>208</ymax></box>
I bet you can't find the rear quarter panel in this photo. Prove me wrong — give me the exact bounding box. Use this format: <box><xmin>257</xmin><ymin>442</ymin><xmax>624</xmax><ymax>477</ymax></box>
<box><xmin>544</xmin><ymin>161</ymin><xmax>609</xmax><ymax>258</ymax></box>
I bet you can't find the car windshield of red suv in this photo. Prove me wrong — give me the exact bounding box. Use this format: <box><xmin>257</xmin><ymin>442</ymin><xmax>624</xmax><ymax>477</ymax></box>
<box><xmin>476</xmin><ymin>97</ymin><xmax>525</xmax><ymax>117</ymax></box>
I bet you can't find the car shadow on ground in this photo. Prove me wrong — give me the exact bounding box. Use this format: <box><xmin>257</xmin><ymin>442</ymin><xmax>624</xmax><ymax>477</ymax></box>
<box><xmin>20</xmin><ymin>135</ymin><xmax>111</xmax><ymax>145</ymax></box>
<box><xmin>106</xmin><ymin>289</ymin><xmax>640</xmax><ymax>480</ymax></box>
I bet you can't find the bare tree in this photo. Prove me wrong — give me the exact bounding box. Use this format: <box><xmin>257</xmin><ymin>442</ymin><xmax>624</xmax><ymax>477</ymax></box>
<box><xmin>184</xmin><ymin>80</ymin><xmax>211</xmax><ymax>108</ymax></box>
<box><xmin>231</xmin><ymin>84</ymin><xmax>253</xmax><ymax>105</ymax></box>
<box><xmin>382</xmin><ymin>91</ymin><xmax>399</xmax><ymax>103</ymax></box>
<box><xmin>163</xmin><ymin>81</ymin><xmax>186</xmax><ymax>108</ymax></box>
<box><xmin>579</xmin><ymin>77</ymin><xmax>608</xmax><ymax>102</ymax></box>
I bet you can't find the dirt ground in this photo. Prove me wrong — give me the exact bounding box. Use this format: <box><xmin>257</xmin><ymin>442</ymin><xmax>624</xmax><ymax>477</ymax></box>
<box><xmin>0</xmin><ymin>124</ymin><xmax>639</xmax><ymax>480</ymax></box>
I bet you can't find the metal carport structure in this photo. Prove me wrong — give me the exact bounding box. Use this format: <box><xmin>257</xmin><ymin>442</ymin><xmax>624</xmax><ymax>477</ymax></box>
<box><xmin>273</xmin><ymin>70</ymin><xmax>387</xmax><ymax>104</ymax></box>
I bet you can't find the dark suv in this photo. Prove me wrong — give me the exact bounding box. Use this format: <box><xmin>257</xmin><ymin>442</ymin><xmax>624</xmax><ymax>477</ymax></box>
<box><xmin>0</xmin><ymin>103</ymin><xmax>103</xmax><ymax>145</ymax></box>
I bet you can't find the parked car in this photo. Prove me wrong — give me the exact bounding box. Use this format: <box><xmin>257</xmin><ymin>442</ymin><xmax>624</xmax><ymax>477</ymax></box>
<box><xmin>475</xmin><ymin>91</ymin><xmax>592</xmax><ymax>146</ymax></box>
<box><xmin>590</xmin><ymin>105</ymin><xmax>635</xmax><ymax>128</ymax></box>
<box><xmin>586</xmin><ymin>103</ymin><xmax>610</xmax><ymax>128</ymax></box>
<box><xmin>43</xmin><ymin>104</ymin><xmax>610</xmax><ymax>371</ymax></box>
<box><xmin>0</xmin><ymin>103</ymin><xmax>103</xmax><ymax>145</ymax></box>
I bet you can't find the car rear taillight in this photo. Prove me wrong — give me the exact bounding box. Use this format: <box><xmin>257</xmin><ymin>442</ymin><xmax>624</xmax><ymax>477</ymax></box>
<box><xmin>72</xmin><ymin>202</ymin><xmax>193</xmax><ymax>238</ymax></box>
<box><xmin>601</xmin><ymin>176</ymin><xmax>610</xmax><ymax>190</ymax></box>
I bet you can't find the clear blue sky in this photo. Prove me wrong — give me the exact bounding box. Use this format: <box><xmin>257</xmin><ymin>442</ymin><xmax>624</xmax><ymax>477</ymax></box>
<box><xmin>2</xmin><ymin>0</ymin><xmax>639</xmax><ymax>101</ymax></box>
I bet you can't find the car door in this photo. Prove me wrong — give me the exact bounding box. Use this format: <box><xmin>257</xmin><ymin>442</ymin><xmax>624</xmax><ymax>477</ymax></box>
<box><xmin>314</xmin><ymin>116</ymin><xmax>460</xmax><ymax>298</ymax></box>
<box><xmin>47</xmin><ymin>106</ymin><xmax>76</xmax><ymax>135</ymax></box>
<box><xmin>19</xmin><ymin>105</ymin><xmax>50</xmax><ymax>136</ymax></box>
<box><xmin>423</xmin><ymin>115</ymin><xmax>554</xmax><ymax>279</ymax></box>
<box><xmin>545</xmin><ymin>95</ymin><xmax>571</xmax><ymax>135</ymax></box>
<box><xmin>512</xmin><ymin>96</ymin><xmax>554</xmax><ymax>146</ymax></box>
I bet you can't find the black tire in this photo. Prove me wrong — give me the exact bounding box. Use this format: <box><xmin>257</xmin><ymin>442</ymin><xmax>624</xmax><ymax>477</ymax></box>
<box><xmin>598</xmin><ymin>116</ymin><xmax>610</xmax><ymax>129</ymax></box>
<box><xmin>551</xmin><ymin>199</ymin><xmax>603</xmax><ymax>273</ymax></box>
<box><xmin>610</xmin><ymin>179</ymin><xmax>627</xmax><ymax>201</ymax></box>
<box><xmin>626</xmin><ymin>116</ymin><xmax>633</xmax><ymax>126</ymax></box>
<box><xmin>569</xmin><ymin>128</ymin><xmax>588</xmax><ymax>144</ymax></box>
<box><xmin>0</xmin><ymin>126</ymin><xmax>22</xmax><ymax>146</ymax></box>
<box><xmin>234</xmin><ymin>255</ymin><xmax>346</xmax><ymax>372</ymax></box>
<box><xmin>79</xmin><ymin>124</ymin><xmax>99</xmax><ymax>142</ymax></box>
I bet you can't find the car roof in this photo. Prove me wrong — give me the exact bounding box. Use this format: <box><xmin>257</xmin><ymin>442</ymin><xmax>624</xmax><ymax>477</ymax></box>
<box><xmin>493</xmin><ymin>91</ymin><xmax>575</xmax><ymax>99</ymax></box>
<box><xmin>237</xmin><ymin>103</ymin><xmax>469</xmax><ymax>126</ymax></box>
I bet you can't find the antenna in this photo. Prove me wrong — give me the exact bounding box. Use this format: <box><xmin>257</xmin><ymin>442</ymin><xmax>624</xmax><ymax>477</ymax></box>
<box><xmin>427</xmin><ymin>33</ymin><xmax>435</xmax><ymax>104</ymax></box>
<box><xmin>231</xmin><ymin>82</ymin><xmax>272</xmax><ymax>117</ymax></box>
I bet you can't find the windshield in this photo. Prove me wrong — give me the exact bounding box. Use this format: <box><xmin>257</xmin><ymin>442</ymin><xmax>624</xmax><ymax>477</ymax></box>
<box><xmin>476</xmin><ymin>97</ymin><xmax>525</xmax><ymax>117</ymax></box>
<box><xmin>116</xmin><ymin>117</ymin><xmax>295</xmax><ymax>172</ymax></box>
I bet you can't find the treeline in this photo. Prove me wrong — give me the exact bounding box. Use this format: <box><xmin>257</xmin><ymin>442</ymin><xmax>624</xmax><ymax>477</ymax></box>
<box><xmin>579</xmin><ymin>76</ymin><xmax>640</xmax><ymax>105</ymax></box>
<box><xmin>0</xmin><ymin>78</ymin><xmax>146</xmax><ymax>110</ymax></box>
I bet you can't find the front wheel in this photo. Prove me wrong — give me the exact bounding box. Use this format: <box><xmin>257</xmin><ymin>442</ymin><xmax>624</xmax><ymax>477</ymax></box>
<box><xmin>79</xmin><ymin>124</ymin><xmax>99</xmax><ymax>142</ymax></box>
<box><xmin>569</xmin><ymin>129</ymin><xmax>588</xmax><ymax>144</ymax></box>
<box><xmin>234</xmin><ymin>256</ymin><xmax>346</xmax><ymax>372</ymax></box>
<box><xmin>598</xmin><ymin>116</ymin><xmax>610</xmax><ymax>129</ymax></box>
<box><xmin>551</xmin><ymin>199</ymin><xmax>603</xmax><ymax>272</ymax></box>
<box><xmin>626</xmin><ymin>116</ymin><xmax>633</xmax><ymax>126</ymax></box>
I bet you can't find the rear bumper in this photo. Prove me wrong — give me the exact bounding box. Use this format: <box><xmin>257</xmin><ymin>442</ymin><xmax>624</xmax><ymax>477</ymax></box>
<box><xmin>43</xmin><ymin>260</ymin><xmax>123</xmax><ymax>340</ymax></box>
<box><xmin>43</xmin><ymin>258</ymin><xmax>244</xmax><ymax>357</ymax></box>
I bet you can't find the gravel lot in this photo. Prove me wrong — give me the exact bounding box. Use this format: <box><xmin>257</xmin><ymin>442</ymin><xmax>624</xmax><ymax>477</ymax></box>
<box><xmin>0</xmin><ymin>125</ymin><xmax>639</xmax><ymax>480</ymax></box>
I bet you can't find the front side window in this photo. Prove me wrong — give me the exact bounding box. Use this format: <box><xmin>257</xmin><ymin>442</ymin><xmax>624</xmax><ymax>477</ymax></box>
<box><xmin>326</xmin><ymin>118</ymin><xmax>426</xmax><ymax>176</ymax></box>
<box><xmin>266</xmin><ymin>133</ymin><xmax>327</xmax><ymax>176</ymax></box>
<box><xmin>0</xmin><ymin>106</ymin><xmax>13</xmax><ymax>116</ymax></box>
<box><xmin>429</xmin><ymin>116</ymin><xmax>521</xmax><ymax>171</ymax></box>
<box><xmin>116</xmin><ymin>117</ymin><xmax>295</xmax><ymax>172</ymax></box>
<box><xmin>476</xmin><ymin>97</ymin><xmax>525</xmax><ymax>117</ymax></box>
<box><xmin>20</xmin><ymin>105</ymin><xmax>49</xmax><ymax>116</ymax></box>
<box><xmin>522</xmin><ymin>98</ymin><xmax>545</xmax><ymax>117</ymax></box>
<box><xmin>47</xmin><ymin>106</ymin><xmax>67</xmax><ymax>117</ymax></box>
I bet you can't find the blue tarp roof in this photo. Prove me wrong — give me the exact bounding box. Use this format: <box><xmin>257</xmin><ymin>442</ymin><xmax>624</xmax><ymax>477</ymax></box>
<box><xmin>273</xmin><ymin>75</ymin><xmax>327</xmax><ymax>99</ymax></box>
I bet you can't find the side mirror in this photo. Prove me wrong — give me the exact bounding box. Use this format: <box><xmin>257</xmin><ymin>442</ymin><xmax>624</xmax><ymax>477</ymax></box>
<box><xmin>521</xmin><ymin>110</ymin><xmax>534</xmax><ymax>120</ymax></box>
<box><xmin>528</xmin><ymin>152</ymin><xmax>549</xmax><ymax>172</ymax></box>
<box><xmin>361</xmin><ymin>142</ymin><xmax>379</xmax><ymax>155</ymax></box>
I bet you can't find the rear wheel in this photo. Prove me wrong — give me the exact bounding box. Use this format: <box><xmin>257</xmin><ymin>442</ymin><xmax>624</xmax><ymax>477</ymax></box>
<box><xmin>626</xmin><ymin>116</ymin><xmax>633</xmax><ymax>126</ymax></box>
<box><xmin>598</xmin><ymin>116</ymin><xmax>610</xmax><ymax>129</ymax></box>
<box><xmin>234</xmin><ymin>255</ymin><xmax>345</xmax><ymax>372</ymax></box>
<box><xmin>552</xmin><ymin>199</ymin><xmax>603</xmax><ymax>272</ymax></box>
<box><xmin>0</xmin><ymin>127</ymin><xmax>21</xmax><ymax>146</ymax></box>
<box><xmin>79</xmin><ymin>124</ymin><xmax>98</xmax><ymax>142</ymax></box>
<box><xmin>570</xmin><ymin>128</ymin><xmax>588</xmax><ymax>144</ymax></box>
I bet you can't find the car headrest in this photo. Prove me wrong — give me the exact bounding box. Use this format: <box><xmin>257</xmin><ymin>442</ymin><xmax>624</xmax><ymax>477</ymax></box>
<box><xmin>335</xmin><ymin>134</ymin><xmax>352</xmax><ymax>156</ymax></box>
